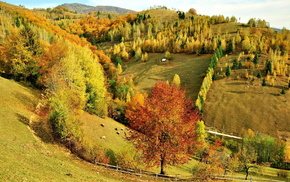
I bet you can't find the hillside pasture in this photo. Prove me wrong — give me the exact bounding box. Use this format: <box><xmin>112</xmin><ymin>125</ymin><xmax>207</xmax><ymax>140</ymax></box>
<box><xmin>139</xmin><ymin>9</ymin><xmax>179</xmax><ymax>22</ymax></box>
<box><xmin>0</xmin><ymin>76</ymin><xmax>157</xmax><ymax>182</ymax></box>
<box><xmin>203</xmin><ymin>55</ymin><xmax>290</xmax><ymax>139</ymax></box>
<box><xmin>81</xmin><ymin>113</ymin><xmax>132</xmax><ymax>153</ymax></box>
<box><xmin>122</xmin><ymin>53</ymin><xmax>211</xmax><ymax>100</ymax></box>
<box><xmin>81</xmin><ymin>111</ymin><xmax>198</xmax><ymax>176</ymax></box>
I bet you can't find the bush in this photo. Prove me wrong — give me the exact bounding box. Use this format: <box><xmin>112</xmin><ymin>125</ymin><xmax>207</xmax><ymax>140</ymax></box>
<box><xmin>262</xmin><ymin>78</ymin><xmax>267</xmax><ymax>86</ymax></box>
<box><xmin>106</xmin><ymin>149</ymin><xmax>117</xmax><ymax>165</ymax></box>
<box><xmin>257</xmin><ymin>70</ymin><xmax>262</xmax><ymax>78</ymax></box>
<box><xmin>192</xmin><ymin>162</ymin><xmax>223</xmax><ymax>180</ymax></box>
<box><xmin>277</xmin><ymin>170</ymin><xmax>288</xmax><ymax>178</ymax></box>
<box><xmin>281</xmin><ymin>87</ymin><xmax>286</xmax><ymax>94</ymax></box>
<box><xmin>226</xmin><ymin>65</ymin><xmax>231</xmax><ymax>77</ymax></box>
<box><xmin>164</xmin><ymin>51</ymin><xmax>172</xmax><ymax>60</ymax></box>
<box><xmin>115</xmin><ymin>57</ymin><xmax>122</xmax><ymax>65</ymax></box>
<box><xmin>115</xmin><ymin>147</ymin><xmax>143</xmax><ymax>170</ymax></box>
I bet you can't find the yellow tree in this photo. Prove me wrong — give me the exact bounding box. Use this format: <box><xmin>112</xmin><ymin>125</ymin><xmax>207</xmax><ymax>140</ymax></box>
<box><xmin>2</xmin><ymin>25</ymin><xmax>42</xmax><ymax>83</ymax></box>
<box><xmin>242</xmin><ymin>35</ymin><xmax>251</xmax><ymax>53</ymax></box>
<box><xmin>172</xmin><ymin>74</ymin><xmax>181</xmax><ymax>85</ymax></box>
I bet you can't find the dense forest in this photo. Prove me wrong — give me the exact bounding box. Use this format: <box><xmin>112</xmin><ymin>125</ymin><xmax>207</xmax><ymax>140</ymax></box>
<box><xmin>1</xmin><ymin>1</ymin><xmax>290</xmax><ymax>180</ymax></box>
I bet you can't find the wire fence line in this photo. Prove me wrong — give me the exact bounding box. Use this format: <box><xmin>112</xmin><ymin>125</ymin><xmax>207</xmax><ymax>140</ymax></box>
<box><xmin>94</xmin><ymin>162</ymin><xmax>194</xmax><ymax>181</ymax></box>
<box><xmin>94</xmin><ymin>162</ymin><xmax>286</xmax><ymax>181</ymax></box>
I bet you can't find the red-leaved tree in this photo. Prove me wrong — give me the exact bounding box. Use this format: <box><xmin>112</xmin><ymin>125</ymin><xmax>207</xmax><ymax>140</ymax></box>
<box><xmin>125</xmin><ymin>82</ymin><xmax>200</xmax><ymax>174</ymax></box>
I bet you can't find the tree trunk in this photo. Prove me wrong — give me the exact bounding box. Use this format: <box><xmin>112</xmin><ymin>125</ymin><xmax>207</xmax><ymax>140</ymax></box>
<box><xmin>160</xmin><ymin>156</ymin><xmax>165</xmax><ymax>174</ymax></box>
<box><xmin>245</xmin><ymin>169</ymin><xmax>249</xmax><ymax>180</ymax></box>
<box><xmin>245</xmin><ymin>165</ymin><xmax>257</xmax><ymax>180</ymax></box>
<box><xmin>245</xmin><ymin>165</ymin><xmax>249</xmax><ymax>180</ymax></box>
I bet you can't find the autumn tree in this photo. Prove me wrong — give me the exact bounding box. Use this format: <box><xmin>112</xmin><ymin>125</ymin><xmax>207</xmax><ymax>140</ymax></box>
<box><xmin>188</xmin><ymin>8</ymin><xmax>197</xmax><ymax>15</ymax></box>
<box><xmin>2</xmin><ymin>25</ymin><xmax>43</xmax><ymax>84</ymax></box>
<box><xmin>134</xmin><ymin>47</ymin><xmax>142</xmax><ymax>61</ymax></box>
<box><xmin>125</xmin><ymin>82</ymin><xmax>199</xmax><ymax>174</ymax></box>
<box><xmin>172</xmin><ymin>74</ymin><xmax>181</xmax><ymax>85</ymax></box>
<box><xmin>194</xmin><ymin>120</ymin><xmax>208</xmax><ymax>159</ymax></box>
<box><xmin>164</xmin><ymin>51</ymin><xmax>172</xmax><ymax>60</ymax></box>
<box><xmin>242</xmin><ymin>35</ymin><xmax>252</xmax><ymax>54</ymax></box>
<box><xmin>141</xmin><ymin>52</ymin><xmax>149</xmax><ymax>62</ymax></box>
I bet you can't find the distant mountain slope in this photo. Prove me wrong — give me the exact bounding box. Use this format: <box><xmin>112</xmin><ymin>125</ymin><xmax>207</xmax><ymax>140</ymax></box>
<box><xmin>61</xmin><ymin>3</ymin><xmax>135</xmax><ymax>14</ymax></box>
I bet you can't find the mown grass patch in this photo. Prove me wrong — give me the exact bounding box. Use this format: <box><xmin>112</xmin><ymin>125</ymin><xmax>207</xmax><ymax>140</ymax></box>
<box><xmin>203</xmin><ymin>54</ymin><xmax>290</xmax><ymax>138</ymax></box>
<box><xmin>122</xmin><ymin>53</ymin><xmax>211</xmax><ymax>100</ymax></box>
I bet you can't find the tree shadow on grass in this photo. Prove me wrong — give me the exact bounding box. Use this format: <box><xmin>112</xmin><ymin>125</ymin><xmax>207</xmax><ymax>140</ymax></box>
<box><xmin>16</xmin><ymin>113</ymin><xmax>29</xmax><ymax>125</ymax></box>
<box><xmin>13</xmin><ymin>91</ymin><xmax>36</xmax><ymax>111</ymax></box>
<box><xmin>16</xmin><ymin>112</ymin><xmax>53</xmax><ymax>143</ymax></box>
<box><xmin>269</xmin><ymin>93</ymin><xmax>281</xmax><ymax>97</ymax></box>
<box><xmin>228</xmin><ymin>91</ymin><xmax>246</xmax><ymax>94</ymax></box>
<box><xmin>178</xmin><ymin>165</ymin><xmax>194</xmax><ymax>174</ymax></box>
<box><xmin>30</xmin><ymin>118</ymin><xmax>54</xmax><ymax>143</ymax></box>
<box><xmin>225</xmin><ymin>82</ymin><xmax>246</xmax><ymax>86</ymax></box>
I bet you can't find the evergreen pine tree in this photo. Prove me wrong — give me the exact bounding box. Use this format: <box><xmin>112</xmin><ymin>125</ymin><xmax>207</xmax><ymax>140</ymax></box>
<box><xmin>115</xmin><ymin>57</ymin><xmax>122</xmax><ymax>65</ymax></box>
<box><xmin>238</xmin><ymin>60</ymin><xmax>243</xmax><ymax>69</ymax></box>
<box><xmin>226</xmin><ymin>39</ymin><xmax>234</xmax><ymax>54</ymax></box>
<box><xmin>212</xmin><ymin>71</ymin><xmax>218</xmax><ymax>80</ymax></box>
<box><xmin>226</xmin><ymin>65</ymin><xmax>231</xmax><ymax>77</ymax></box>
<box><xmin>281</xmin><ymin>87</ymin><xmax>286</xmax><ymax>94</ymax></box>
<box><xmin>262</xmin><ymin>78</ymin><xmax>267</xmax><ymax>86</ymax></box>
<box><xmin>231</xmin><ymin>58</ymin><xmax>238</xmax><ymax>70</ymax></box>
<box><xmin>253</xmin><ymin>54</ymin><xmax>259</xmax><ymax>66</ymax></box>
<box><xmin>219</xmin><ymin>46</ymin><xmax>224</xmax><ymax>57</ymax></box>
<box><xmin>265</xmin><ymin>60</ymin><xmax>272</xmax><ymax>75</ymax></box>
<box><xmin>257</xmin><ymin>70</ymin><xmax>262</xmax><ymax>78</ymax></box>
<box><xmin>15</xmin><ymin>17</ymin><xmax>21</xmax><ymax>27</ymax></box>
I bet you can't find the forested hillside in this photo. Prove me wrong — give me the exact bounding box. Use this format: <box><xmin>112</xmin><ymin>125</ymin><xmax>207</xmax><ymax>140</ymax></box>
<box><xmin>62</xmin><ymin>3</ymin><xmax>135</xmax><ymax>14</ymax></box>
<box><xmin>1</xmin><ymin>1</ymin><xmax>290</xmax><ymax>181</ymax></box>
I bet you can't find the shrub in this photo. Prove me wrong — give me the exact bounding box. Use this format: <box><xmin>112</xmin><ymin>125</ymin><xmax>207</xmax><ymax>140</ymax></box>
<box><xmin>115</xmin><ymin>147</ymin><xmax>143</xmax><ymax>170</ymax></box>
<box><xmin>281</xmin><ymin>87</ymin><xmax>286</xmax><ymax>94</ymax></box>
<box><xmin>164</xmin><ymin>51</ymin><xmax>172</xmax><ymax>60</ymax></box>
<box><xmin>226</xmin><ymin>65</ymin><xmax>231</xmax><ymax>77</ymax></box>
<box><xmin>262</xmin><ymin>78</ymin><xmax>267</xmax><ymax>86</ymax></box>
<box><xmin>106</xmin><ymin>149</ymin><xmax>117</xmax><ymax>165</ymax></box>
<box><xmin>231</xmin><ymin>58</ymin><xmax>239</xmax><ymax>70</ymax></box>
<box><xmin>192</xmin><ymin>162</ymin><xmax>223</xmax><ymax>180</ymax></box>
<box><xmin>115</xmin><ymin>56</ymin><xmax>122</xmax><ymax>65</ymax></box>
<box><xmin>277</xmin><ymin>170</ymin><xmax>288</xmax><ymax>178</ymax></box>
<box><xmin>257</xmin><ymin>70</ymin><xmax>262</xmax><ymax>78</ymax></box>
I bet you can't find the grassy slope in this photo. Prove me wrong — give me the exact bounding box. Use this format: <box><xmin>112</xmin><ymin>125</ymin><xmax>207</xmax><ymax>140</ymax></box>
<box><xmin>0</xmin><ymin>77</ymin><xmax>147</xmax><ymax>182</ymax></box>
<box><xmin>81</xmin><ymin>112</ymin><xmax>132</xmax><ymax>153</ymax></box>
<box><xmin>138</xmin><ymin>9</ymin><xmax>178</xmax><ymax>22</ymax></box>
<box><xmin>203</xmin><ymin>54</ymin><xmax>290</xmax><ymax>138</ymax></box>
<box><xmin>122</xmin><ymin>53</ymin><xmax>211</xmax><ymax>100</ymax></box>
<box><xmin>81</xmin><ymin>111</ymin><xmax>198</xmax><ymax>176</ymax></box>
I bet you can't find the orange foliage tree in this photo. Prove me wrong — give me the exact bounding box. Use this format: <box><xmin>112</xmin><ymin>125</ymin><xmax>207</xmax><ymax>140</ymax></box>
<box><xmin>125</xmin><ymin>82</ymin><xmax>199</xmax><ymax>174</ymax></box>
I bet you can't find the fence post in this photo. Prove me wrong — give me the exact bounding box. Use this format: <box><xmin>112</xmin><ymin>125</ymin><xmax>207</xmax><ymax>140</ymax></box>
<box><xmin>116</xmin><ymin>164</ymin><xmax>118</xmax><ymax>171</ymax></box>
